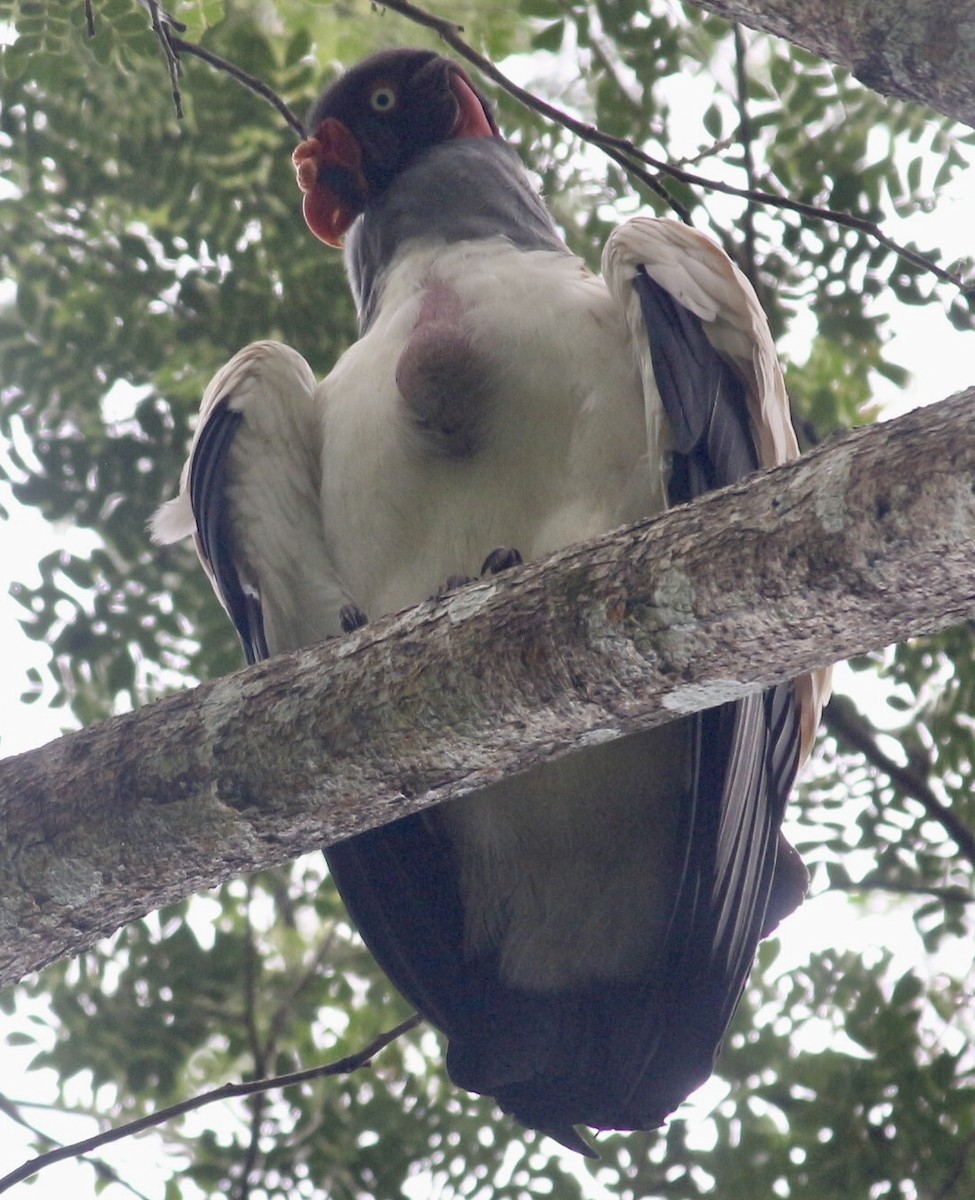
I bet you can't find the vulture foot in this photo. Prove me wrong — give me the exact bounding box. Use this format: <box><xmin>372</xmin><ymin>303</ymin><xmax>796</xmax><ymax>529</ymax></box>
<box><xmin>437</xmin><ymin>574</ymin><xmax>477</xmax><ymax>596</ymax></box>
<box><xmin>433</xmin><ymin>549</ymin><xmax>521</xmax><ymax>599</ymax></box>
<box><xmin>480</xmin><ymin>547</ymin><xmax>523</xmax><ymax>575</ymax></box>
<box><xmin>339</xmin><ymin>603</ymin><xmax>369</xmax><ymax>633</ymax></box>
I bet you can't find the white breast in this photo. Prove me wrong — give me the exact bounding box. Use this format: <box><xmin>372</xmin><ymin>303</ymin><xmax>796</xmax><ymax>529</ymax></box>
<box><xmin>319</xmin><ymin>237</ymin><xmax>679</xmax><ymax>994</ymax></box>
<box><xmin>318</xmin><ymin>238</ymin><xmax>668</xmax><ymax>618</ymax></box>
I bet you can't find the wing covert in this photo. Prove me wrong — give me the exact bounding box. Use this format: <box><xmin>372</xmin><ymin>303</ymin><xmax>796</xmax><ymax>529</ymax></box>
<box><xmin>152</xmin><ymin>340</ymin><xmax>349</xmax><ymax>661</ymax></box>
<box><xmin>604</xmin><ymin>216</ymin><xmax>829</xmax><ymax>753</ymax></box>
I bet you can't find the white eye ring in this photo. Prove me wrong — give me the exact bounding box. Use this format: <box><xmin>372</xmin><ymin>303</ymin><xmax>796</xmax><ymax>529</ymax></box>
<box><xmin>370</xmin><ymin>85</ymin><xmax>397</xmax><ymax>113</ymax></box>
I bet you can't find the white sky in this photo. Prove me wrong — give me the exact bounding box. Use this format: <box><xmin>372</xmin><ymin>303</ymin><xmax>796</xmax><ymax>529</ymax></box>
<box><xmin>1</xmin><ymin>41</ymin><xmax>974</xmax><ymax>1200</ymax></box>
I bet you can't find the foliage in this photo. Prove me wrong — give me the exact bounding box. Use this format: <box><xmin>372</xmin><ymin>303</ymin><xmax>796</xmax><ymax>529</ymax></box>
<box><xmin>1</xmin><ymin>1</ymin><xmax>973</xmax><ymax>1197</ymax></box>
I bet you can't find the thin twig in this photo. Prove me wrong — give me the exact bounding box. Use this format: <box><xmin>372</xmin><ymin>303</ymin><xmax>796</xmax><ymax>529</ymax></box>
<box><xmin>0</xmin><ymin>1093</ymin><xmax>153</xmax><ymax>1200</ymax></box>
<box><xmin>733</xmin><ymin>24</ymin><xmax>760</xmax><ymax>291</ymax></box>
<box><xmin>825</xmin><ymin>694</ymin><xmax>975</xmax><ymax>872</ymax></box>
<box><xmin>118</xmin><ymin>0</ymin><xmax>972</xmax><ymax>292</ymax></box>
<box><xmin>140</xmin><ymin>0</ymin><xmax>973</xmax><ymax>291</ymax></box>
<box><xmin>168</xmin><ymin>37</ymin><xmax>306</xmax><ymax>137</ymax></box>
<box><xmin>135</xmin><ymin>0</ymin><xmax>186</xmax><ymax>32</ymax></box>
<box><xmin>829</xmin><ymin>879</ymin><xmax>973</xmax><ymax>904</ymax></box>
<box><xmin>377</xmin><ymin>0</ymin><xmax>973</xmax><ymax>293</ymax></box>
<box><xmin>0</xmin><ymin>1014</ymin><xmax>422</xmax><ymax>1194</ymax></box>
<box><xmin>933</xmin><ymin>1129</ymin><xmax>975</xmax><ymax>1200</ymax></box>
<box><xmin>266</xmin><ymin>923</ymin><xmax>341</xmax><ymax>1052</ymax></box>
<box><xmin>145</xmin><ymin>0</ymin><xmax>183</xmax><ymax>120</ymax></box>
<box><xmin>235</xmin><ymin>882</ymin><xmax>266</xmax><ymax>1200</ymax></box>
<box><xmin>673</xmin><ymin>134</ymin><xmax>738</xmax><ymax>170</ymax></box>
<box><xmin>601</xmin><ymin>143</ymin><xmax>691</xmax><ymax>221</ymax></box>
<box><xmin>587</xmin><ymin>24</ymin><xmax>644</xmax><ymax>119</ymax></box>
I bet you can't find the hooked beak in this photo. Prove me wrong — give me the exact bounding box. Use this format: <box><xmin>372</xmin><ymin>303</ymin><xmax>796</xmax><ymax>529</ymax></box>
<box><xmin>446</xmin><ymin>66</ymin><xmax>498</xmax><ymax>140</ymax></box>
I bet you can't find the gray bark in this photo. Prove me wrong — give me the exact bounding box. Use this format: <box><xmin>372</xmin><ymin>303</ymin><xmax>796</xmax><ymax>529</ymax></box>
<box><xmin>1</xmin><ymin>387</ymin><xmax>974</xmax><ymax>989</ymax></box>
<box><xmin>687</xmin><ymin>0</ymin><xmax>975</xmax><ymax>128</ymax></box>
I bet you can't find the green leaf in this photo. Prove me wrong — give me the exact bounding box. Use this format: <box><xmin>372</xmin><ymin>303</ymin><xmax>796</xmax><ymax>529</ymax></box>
<box><xmin>2</xmin><ymin>5</ymin><xmax>972</xmax><ymax>1198</ymax></box>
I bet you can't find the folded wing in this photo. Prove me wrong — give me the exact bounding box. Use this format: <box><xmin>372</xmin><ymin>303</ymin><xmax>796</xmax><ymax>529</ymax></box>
<box><xmin>151</xmin><ymin>340</ymin><xmax>350</xmax><ymax>660</ymax></box>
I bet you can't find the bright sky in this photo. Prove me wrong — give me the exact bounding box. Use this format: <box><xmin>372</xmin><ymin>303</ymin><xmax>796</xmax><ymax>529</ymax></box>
<box><xmin>1</xmin><ymin>44</ymin><xmax>974</xmax><ymax>1200</ymax></box>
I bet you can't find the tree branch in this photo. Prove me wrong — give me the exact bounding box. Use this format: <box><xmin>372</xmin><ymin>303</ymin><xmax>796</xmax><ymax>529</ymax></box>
<box><xmin>144</xmin><ymin>0</ymin><xmax>183</xmax><ymax>120</ymax></box>
<box><xmin>376</xmin><ymin>0</ymin><xmax>973</xmax><ymax>294</ymax></box>
<box><xmin>684</xmin><ymin>0</ymin><xmax>975</xmax><ymax>130</ymax></box>
<box><xmin>167</xmin><ymin>36</ymin><xmax>306</xmax><ymax>138</ymax></box>
<box><xmin>0</xmin><ymin>1014</ymin><xmax>421</xmax><ymax>1195</ymax></box>
<box><xmin>2</xmin><ymin>389</ymin><xmax>974</xmax><ymax>988</ymax></box>
<box><xmin>235</xmin><ymin>882</ymin><xmax>266</xmax><ymax>1200</ymax></box>
<box><xmin>0</xmin><ymin>1093</ymin><xmax>154</xmax><ymax>1200</ymax></box>
<box><xmin>732</xmin><ymin>24</ymin><xmax>760</xmax><ymax>291</ymax></box>
<box><xmin>828</xmin><ymin>878</ymin><xmax>973</xmax><ymax>905</ymax></box>
<box><xmin>119</xmin><ymin>0</ymin><xmax>974</xmax><ymax>294</ymax></box>
<box><xmin>824</xmin><ymin>693</ymin><xmax>975</xmax><ymax>871</ymax></box>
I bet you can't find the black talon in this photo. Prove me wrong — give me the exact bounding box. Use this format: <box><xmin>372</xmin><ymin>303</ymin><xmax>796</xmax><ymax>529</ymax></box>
<box><xmin>440</xmin><ymin>574</ymin><xmax>476</xmax><ymax>594</ymax></box>
<box><xmin>480</xmin><ymin>547</ymin><xmax>523</xmax><ymax>576</ymax></box>
<box><xmin>434</xmin><ymin>549</ymin><xmax>522</xmax><ymax>600</ymax></box>
<box><xmin>340</xmin><ymin>603</ymin><xmax>369</xmax><ymax>633</ymax></box>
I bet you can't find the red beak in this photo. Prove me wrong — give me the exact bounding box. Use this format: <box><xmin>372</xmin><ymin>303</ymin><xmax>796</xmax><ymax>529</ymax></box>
<box><xmin>447</xmin><ymin>68</ymin><xmax>498</xmax><ymax>139</ymax></box>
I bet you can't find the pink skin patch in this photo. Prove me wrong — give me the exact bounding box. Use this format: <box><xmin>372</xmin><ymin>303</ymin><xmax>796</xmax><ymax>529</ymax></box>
<box><xmin>395</xmin><ymin>282</ymin><xmax>488</xmax><ymax>456</ymax></box>
<box><xmin>413</xmin><ymin>280</ymin><xmax>466</xmax><ymax>327</ymax></box>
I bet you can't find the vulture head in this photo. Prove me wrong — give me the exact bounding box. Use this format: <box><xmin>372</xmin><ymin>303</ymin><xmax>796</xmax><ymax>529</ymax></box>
<box><xmin>294</xmin><ymin>48</ymin><xmax>499</xmax><ymax>246</ymax></box>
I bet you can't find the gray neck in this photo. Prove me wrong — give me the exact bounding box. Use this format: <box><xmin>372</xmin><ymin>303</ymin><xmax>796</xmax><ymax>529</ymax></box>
<box><xmin>345</xmin><ymin>138</ymin><xmax>568</xmax><ymax>331</ymax></box>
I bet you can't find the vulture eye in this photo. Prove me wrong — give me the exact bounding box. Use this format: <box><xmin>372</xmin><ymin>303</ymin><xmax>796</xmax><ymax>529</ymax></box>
<box><xmin>369</xmin><ymin>84</ymin><xmax>398</xmax><ymax>113</ymax></box>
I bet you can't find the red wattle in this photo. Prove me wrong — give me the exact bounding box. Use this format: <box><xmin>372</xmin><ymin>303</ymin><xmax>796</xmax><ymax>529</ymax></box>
<box><xmin>302</xmin><ymin>189</ymin><xmax>354</xmax><ymax>248</ymax></box>
<box><xmin>293</xmin><ymin>118</ymin><xmax>367</xmax><ymax>247</ymax></box>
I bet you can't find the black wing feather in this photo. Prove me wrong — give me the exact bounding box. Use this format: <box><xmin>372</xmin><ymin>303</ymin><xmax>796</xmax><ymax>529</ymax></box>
<box><xmin>324</xmin><ymin>816</ymin><xmax>470</xmax><ymax>1038</ymax></box>
<box><xmin>188</xmin><ymin>398</ymin><xmax>269</xmax><ymax>666</ymax></box>
<box><xmin>617</xmin><ymin>267</ymin><xmax>803</xmax><ymax>1112</ymax></box>
<box><xmin>634</xmin><ymin>265</ymin><xmax>758</xmax><ymax>496</ymax></box>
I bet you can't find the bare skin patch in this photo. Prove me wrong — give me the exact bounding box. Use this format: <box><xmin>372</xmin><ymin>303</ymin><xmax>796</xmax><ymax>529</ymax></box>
<box><xmin>395</xmin><ymin>280</ymin><xmax>491</xmax><ymax>457</ymax></box>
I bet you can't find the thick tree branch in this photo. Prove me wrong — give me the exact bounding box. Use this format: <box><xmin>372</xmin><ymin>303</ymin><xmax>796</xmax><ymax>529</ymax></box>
<box><xmin>1</xmin><ymin>389</ymin><xmax>974</xmax><ymax>989</ymax></box>
<box><xmin>685</xmin><ymin>0</ymin><xmax>975</xmax><ymax>130</ymax></box>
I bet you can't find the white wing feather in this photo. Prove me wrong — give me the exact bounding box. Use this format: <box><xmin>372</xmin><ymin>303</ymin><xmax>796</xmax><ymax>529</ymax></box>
<box><xmin>152</xmin><ymin>340</ymin><xmax>352</xmax><ymax>654</ymax></box>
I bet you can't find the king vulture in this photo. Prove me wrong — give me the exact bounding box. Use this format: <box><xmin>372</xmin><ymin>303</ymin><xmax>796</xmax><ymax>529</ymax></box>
<box><xmin>153</xmin><ymin>48</ymin><xmax>826</xmax><ymax>1154</ymax></box>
